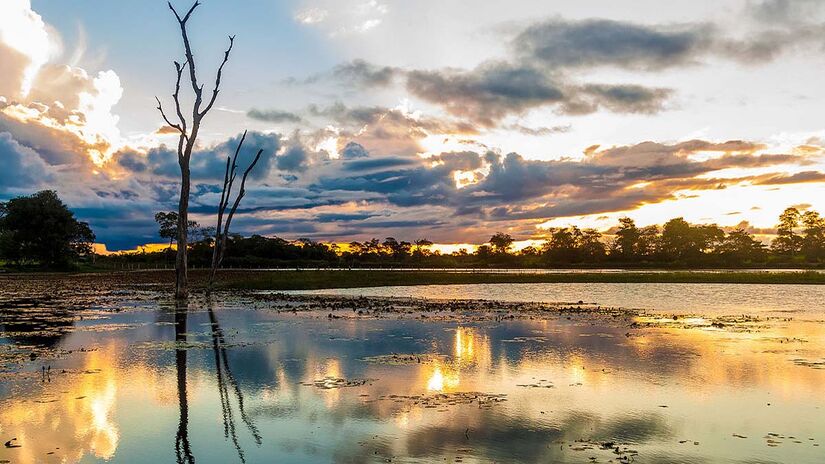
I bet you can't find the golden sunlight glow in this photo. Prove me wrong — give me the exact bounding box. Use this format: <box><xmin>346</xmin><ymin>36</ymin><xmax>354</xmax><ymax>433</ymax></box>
<box><xmin>0</xmin><ymin>0</ymin><xmax>56</xmax><ymax>96</ymax></box>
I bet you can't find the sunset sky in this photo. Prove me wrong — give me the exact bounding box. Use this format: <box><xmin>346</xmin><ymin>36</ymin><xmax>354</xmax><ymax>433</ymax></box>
<box><xmin>2</xmin><ymin>0</ymin><xmax>825</xmax><ymax>250</ymax></box>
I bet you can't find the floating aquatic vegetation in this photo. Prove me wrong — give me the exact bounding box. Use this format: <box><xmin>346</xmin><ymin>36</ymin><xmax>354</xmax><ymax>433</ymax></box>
<box><xmin>361</xmin><ymin>353</ymin><xmax>445</xmax><ymax>365</ymax></box>
<box><xmin>516</xmin><ymin>379</ymin><xmax>554</xmax><ymax>388</ymax></box>
<box><xmin>791</xmin><ymin>358</ymin><xmax>825</xmax><ymax>369</ymax></box>
<box><xmin>378</xmin><ymin>392</ymin><xmax>507</xmax><ymax>411</ymax></box>
<box><xmin>301</xmin><ymin>376</ymin><xmax>375</xmax><ymax>389</ymax></box>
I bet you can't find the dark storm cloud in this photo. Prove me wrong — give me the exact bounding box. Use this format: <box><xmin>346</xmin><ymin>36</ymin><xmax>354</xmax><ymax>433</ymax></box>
<box><xmin>0</xmin><ymin>131</ymin><xmax>52</xmax><ymax>191</ymax></box>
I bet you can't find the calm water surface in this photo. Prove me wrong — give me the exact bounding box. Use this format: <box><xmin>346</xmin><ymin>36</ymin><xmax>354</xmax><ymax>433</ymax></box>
<box><xmin>298</xmin><ymin>282</ymin><xmax>825</xmax><ymax>318</ymax></box>
<box><xmin>0</xmin><ymin>282</ymin><xmax>823</xmax><ymax>463</ymax></box>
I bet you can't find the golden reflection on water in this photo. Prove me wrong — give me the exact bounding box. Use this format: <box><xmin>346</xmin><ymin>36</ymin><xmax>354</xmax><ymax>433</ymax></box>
<box><xmin>1</xmin><ymin>308</ymin><xmax>824</xmax><ymax>463</ymax></box>
<box><xmin>425</xmin><ymin>327</ymin><xmax>493</xmax><ymax>392</ymax></box>
<box><xmin>0</xmin><ymin>344</ymin><xmax>121</xmax><ymax>463</ymax></box>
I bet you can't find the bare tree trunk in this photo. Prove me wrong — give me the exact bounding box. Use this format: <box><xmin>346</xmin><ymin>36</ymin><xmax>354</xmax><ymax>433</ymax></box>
<box><xmin>175</xmin><ymin>164</ymin><xmax>191</xmax><ymax>299</ymax></box>
<box><xmin>157</xmin><ymin>1</ymin><xmax>234</xmax><ymax>300</ymax></box>
<box><xmin>207</xmin><ymin>131</ymin><xmax>264</xmax><ymax>293</ymax></box>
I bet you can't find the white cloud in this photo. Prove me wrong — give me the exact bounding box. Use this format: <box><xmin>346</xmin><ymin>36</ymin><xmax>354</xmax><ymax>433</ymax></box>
<box><xmin>295</xmin><ymin>0</ymin><xmax>388</xmax><ymax>36</ymax></box>
<box><xmin>0</xmin><ymin>0</ymin><xmax>123</xmax><ymax>167</ymax></box>
<box><xmin>295</xmin><ymin>7</ymin><xmax>329</xmax><ymax>24</ymax></box>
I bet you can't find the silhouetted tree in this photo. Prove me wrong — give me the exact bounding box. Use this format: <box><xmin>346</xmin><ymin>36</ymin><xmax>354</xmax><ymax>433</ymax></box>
<box><xmin>578</xmin><ymin>229</ymin><xmax>606</xmax><ymax>262</ymax></box>
<box><xmin>542</xmin><ymin>227</ymin><xmax>580</xmax><ymax>264</ymax></box>
<box><xmin>800</xmin><ymin>210</ymin><xmax>825</xmax><ymax>262</ymax></box>
<box><xmin>772</xmin><ymin>207</ymin><xmax>802</xmax><ymax>256</ymax></box>
<box><xmin>489</xmin><ymin>232</ymin><xmax>514</xmax><ymax>254</ymax></box>
<box><xmin>208</xmin><ymin>131</ymin><xmax>265</xmax><ymax>291</ymax></box>
<box><xmin>413</xmin><ymin>239</ymin><xmax>434</xmax><ymax>258</ymax></box>
<box><xmin>612</xmin><ymin>217</ymin><xmax>640</xmax><ymax>261</ymax></box>
<box><xmin>155</xmin><ymin>211</ymin><xmax>200</xmax><ymax>250</ymax></box>
<box><xmin>717</xmin><ymin>228</ymin><xmax>766</xmax><ymax>265</ymax></box>
<box><xmin>659</xmin><ymin>218</ymin><xmax>723</xmax><ymax>263</ymax></box>
<box><xmin>157</xmin><ymin>1</ymin><xmax>236</xmax><ymax>299</ymax></box>
<box><xmin>0</xmin><ymin>190</ymin><xmax>95</xmax><ymax>268</ymax></box>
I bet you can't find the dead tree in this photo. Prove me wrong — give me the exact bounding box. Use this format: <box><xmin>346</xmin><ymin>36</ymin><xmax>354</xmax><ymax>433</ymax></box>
<box><xmin>208</xmin><ymin>130</ymin><xmax>264</xmax><ymax>292</ymax></box>
<box><xmin>156</xmin><ymin>1</ymin><xmax>234</xmax><ymax>299</ymax></box>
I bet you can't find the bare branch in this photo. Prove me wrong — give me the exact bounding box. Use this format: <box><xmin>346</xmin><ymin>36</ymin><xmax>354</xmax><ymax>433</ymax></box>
<box><xmin>225</xmin><ymin>148</ymin><xmax>264</xmax><ymax>232</ymax></box>
<box><xmin>170</xmin><ymin>1</ymin><xmax>203</xmax><ymax>106</ymax></box>
<box><xmin>156</xmin><ymin>96</ymin><xmax>184</xmax><ymax>134</ymax></box>
<box><xmin>168</xmin><ymin>1</ymin><xmax>200</xmax><ymax>25</ymax></box>
<box><xmin>200</xmin><ymin>35</ymin><xmax>235</xmax><ymax>118</ymax></box>
<box><xmin>173</xmin><ymin>60</ymin><xmax>189</xmax><ymax>134</ymax></box>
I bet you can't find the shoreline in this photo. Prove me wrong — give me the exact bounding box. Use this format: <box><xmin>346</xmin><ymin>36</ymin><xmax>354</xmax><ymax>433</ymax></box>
<box><xmin>5</xmin><ymin>268</ymin><xmax>825</xmax><ymax>291</ymax></box>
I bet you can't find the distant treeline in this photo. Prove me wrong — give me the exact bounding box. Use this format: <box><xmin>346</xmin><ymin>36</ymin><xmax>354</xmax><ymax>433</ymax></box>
<box><xmin>2</xmin><ymin>190</ymin><xmax>823</xmax><ymax>270</ymax></box>
<box><xmin>97</xmin><ymin>206</ymin><xmax>825</xmax><ymax>269</ymax></box>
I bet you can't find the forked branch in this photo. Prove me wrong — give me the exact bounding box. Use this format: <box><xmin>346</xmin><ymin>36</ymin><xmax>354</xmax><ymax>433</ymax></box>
<box><xmin>208</xmin><ymin>132</ymin><xmax>265</xmax><ymax>292</ymax></box>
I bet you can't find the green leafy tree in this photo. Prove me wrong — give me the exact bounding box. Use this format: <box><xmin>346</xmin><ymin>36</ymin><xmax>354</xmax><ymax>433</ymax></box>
<box><xmin>0</xmin><ymin>190</ymin><xmax>95</xmax><ymax>268</ymax></box>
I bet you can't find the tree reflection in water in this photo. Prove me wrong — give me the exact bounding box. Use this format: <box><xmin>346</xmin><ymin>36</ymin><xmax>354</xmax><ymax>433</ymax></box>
<box><xmin>207</xmin><ymin>301</ymin><xmax>262</xmax><ymax>463</ymax></box>
<box><xmin>173</xmin><ymin>301</ymin><xmax>262</xmax><ymax>464</ymax></box>
<box><xmin>174</xmin><ymin>303</ymin><xmax>195</xmax><ymax>464</ymax></box>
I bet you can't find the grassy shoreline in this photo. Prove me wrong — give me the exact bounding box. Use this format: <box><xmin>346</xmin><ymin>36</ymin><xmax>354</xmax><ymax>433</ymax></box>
<box><xmin>216</xmin><ymin>269</ymin><xmax>825</xmax><ymax>290</ymax></box>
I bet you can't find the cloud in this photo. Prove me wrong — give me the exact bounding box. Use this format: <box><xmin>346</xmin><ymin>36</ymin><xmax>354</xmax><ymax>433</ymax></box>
<box><xmin>406</xmin><ymin>62</ymin><xmax>565</xmax><ymax>127</ymax></box>
<box><xmin>0</xmin><ymin>0</ymin><xmax>56</xmax><ymax>96</ymax></box>
<box><xmin>293</xmin><ymin>0</ymin><xmax>388</xmax><ymax>36</ymax></box>
<box><xmin>298</xmin><ymin>59</ymin><xmax>399</xmax><ymax>88</ymax></box>
<box><xmin>406</xmin><ymin>62</ymin><xmax>672</xmax><ymax>126</ymax></box>
<box><xmin>115</xmin><ymin>131</ymin><xmax>283</xmax><ymax>181</ymax></box>
<box><xmin>562</xmin><ymin>84</ymin><xmax>672</xmax><ymax>115</ymax></box>
<box><xmin>513</xmin><ymin>16</ymin><xmax>818</xmax><ymax>70</ymax></box>
<box><xmin>330</xmin><ymin>59</ymin><xmax>398</xmax><ymax>87</ymax></box>
<box><xmin>295</xmin><ymin>7</ymin><xmax>328</xmax><ymax>25</ymax></box>
<box><xmin>747</xmin><ymin>0</ymin><xmax>825</xmax><ymax>24</ymax></box>
<box><xmin>341</xmin><ymin>141</ymin><xmax>369</xmax><ymax>159</ymax></box>
<box><xmin>0</xmin><ymin>131</ymin><xmax>53</xmax><ymax>191</ymax></box>
<box><xmin>514</xmin><ymin>18</ymin><xmax>710</xmax><ymax>70</ymax></box>
<box><xmin>304</xmin><ymin>102</ymin><xmax>477</xmax><ymax>156</ymax></box>
<box><xmin>247</xmin><ymin>108</ymin><xmax>303</xmax><ymax>124</ymax></box>
<box><xmin>0</xmin><ymin>0</ymin><xmax>123</xmax><ymax>167</ymax></box>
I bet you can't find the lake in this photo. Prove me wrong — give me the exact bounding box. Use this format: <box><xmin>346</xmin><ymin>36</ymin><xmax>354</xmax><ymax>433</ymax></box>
<box><xmin>1</xmin><ymin>276</ymin><xmax>823</xmax><ymax>463</ymax></box>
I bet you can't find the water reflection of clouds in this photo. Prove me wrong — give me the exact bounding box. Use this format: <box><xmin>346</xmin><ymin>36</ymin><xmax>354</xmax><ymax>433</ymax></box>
<box><xmin>0</xmin><ymin>299</ymin><xmax>823</xmax><ymax>463</ymax></box>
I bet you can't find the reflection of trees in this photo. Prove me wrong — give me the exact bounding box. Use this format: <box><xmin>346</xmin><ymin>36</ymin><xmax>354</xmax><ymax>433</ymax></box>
<box><xmin>207</xmin><ymin>303</ymin><xmax>262</xmax><ymax>463</ymax></box>
<box><xmin>0</xmin><ymin>298</ymin><xmax>74</xmax><ymax>348</ymax></box>
<box><xmin>172</xmin><ymin>302</ymin><xmax>262</xmax><ymax>464</ymax></box>
<box><xmin>175</xmin><ymin>304</ymin><xmax>194</xmax><ymax>464</ymax></box>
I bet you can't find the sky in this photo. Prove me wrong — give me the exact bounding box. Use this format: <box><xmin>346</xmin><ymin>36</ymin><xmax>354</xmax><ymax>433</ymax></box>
<box><xmin>1</xmin><ymin>0</ymin><xmax>825</xmax><ymax>250</ymax></box>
